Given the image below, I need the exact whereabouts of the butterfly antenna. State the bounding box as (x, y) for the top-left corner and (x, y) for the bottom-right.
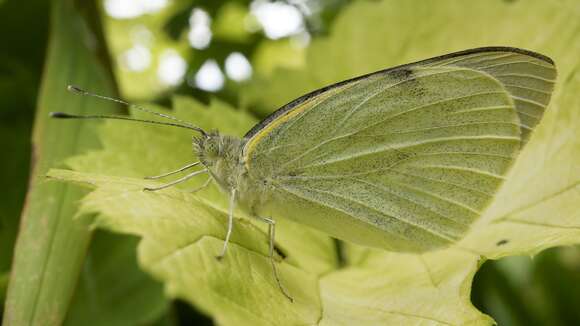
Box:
(50, 111), (210, 133)
(59, 85), (207, 136)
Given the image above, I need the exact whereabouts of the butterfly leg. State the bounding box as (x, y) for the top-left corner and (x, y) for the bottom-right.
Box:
(144, 162), (200, 179)
(256, 216), (293, 302)
(216, 188), (236, 260)
(144, 169), (207, 191)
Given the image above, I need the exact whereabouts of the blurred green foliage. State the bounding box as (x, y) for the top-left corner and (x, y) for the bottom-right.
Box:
(1, 0), (580, 325)
(0, 0), (48, 306)
(64, 232), (169, 326)
(473, 247), (580, 326)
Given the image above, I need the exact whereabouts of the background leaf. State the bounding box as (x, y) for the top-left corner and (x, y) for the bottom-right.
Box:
(64, 231), (169, 326)
(0, 0), (48, 308)
(243, 0), (579, 117)
(2, 0), (117, 323)
(2, 0), (167, 324)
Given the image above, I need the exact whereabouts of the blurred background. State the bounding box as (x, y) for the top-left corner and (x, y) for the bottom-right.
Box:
(1, 0), (579, 325)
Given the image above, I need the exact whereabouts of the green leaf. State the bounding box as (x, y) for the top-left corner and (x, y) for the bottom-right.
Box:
(243, 0), (580, 118)
(212, 2), (252, 43)
(48, 0), (580, 324)
(0, 272), (8, 303)
(0, 0), (48, 299)
(46, 169), (330, 325)
(250, 40), (306, 78)
(64, 231), (168, 326)
(473, 247), (580, 326)
(2, 0), (120, 324)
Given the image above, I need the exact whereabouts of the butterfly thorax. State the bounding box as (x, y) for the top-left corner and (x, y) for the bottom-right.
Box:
(194, 132), (272, 215)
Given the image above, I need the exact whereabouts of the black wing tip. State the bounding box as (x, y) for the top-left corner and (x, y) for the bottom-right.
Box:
(449, 46), (555, 65)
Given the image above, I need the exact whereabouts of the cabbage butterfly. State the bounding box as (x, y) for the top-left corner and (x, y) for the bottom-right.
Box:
(52, 47), (556, 301)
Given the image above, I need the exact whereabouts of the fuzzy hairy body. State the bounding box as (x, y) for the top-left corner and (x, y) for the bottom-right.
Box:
(194, 133), (269, 215)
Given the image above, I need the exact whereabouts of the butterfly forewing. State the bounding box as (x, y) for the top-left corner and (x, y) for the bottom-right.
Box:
(243, 48), (556, 252)
(423, 49), (556, 141)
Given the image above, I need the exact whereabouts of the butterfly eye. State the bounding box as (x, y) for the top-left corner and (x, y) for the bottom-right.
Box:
(205, 142), (220, 157)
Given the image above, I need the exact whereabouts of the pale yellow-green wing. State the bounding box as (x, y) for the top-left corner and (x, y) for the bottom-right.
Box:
(421, 49), (555, 141)
(243, 47), (556, 252)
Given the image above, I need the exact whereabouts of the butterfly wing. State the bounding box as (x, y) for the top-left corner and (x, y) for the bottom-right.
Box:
(243, 47), (556, 252)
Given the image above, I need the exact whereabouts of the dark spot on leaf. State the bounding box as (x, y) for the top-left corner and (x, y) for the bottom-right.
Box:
(334, 239), (347, 268)
(496, 239), (509, 246)
(274, 245), (287, 259)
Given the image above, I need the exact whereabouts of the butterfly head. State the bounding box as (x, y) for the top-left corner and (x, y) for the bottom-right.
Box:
(194, 132), (244, 189)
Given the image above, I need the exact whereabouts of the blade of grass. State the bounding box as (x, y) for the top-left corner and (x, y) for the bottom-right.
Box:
(2, 0), (119, 324)
(0, 0), (49, 311)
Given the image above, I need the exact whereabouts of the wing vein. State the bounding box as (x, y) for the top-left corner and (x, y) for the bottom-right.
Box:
(450, 105), (512, 114)
(368, 121), (519, 135)
(513, 95), (548, 108)
(352, 177), (479, 220)
(493, 73), (555, 83)
(430, 53), (516, 67)
(299, 135), (519, 170)
(503, 84), (552, 95)
(387, 169), (495, 197)
(476, 60), (554, 70)
(518, 110), (542, 119)
(416, 164), (505, 180)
